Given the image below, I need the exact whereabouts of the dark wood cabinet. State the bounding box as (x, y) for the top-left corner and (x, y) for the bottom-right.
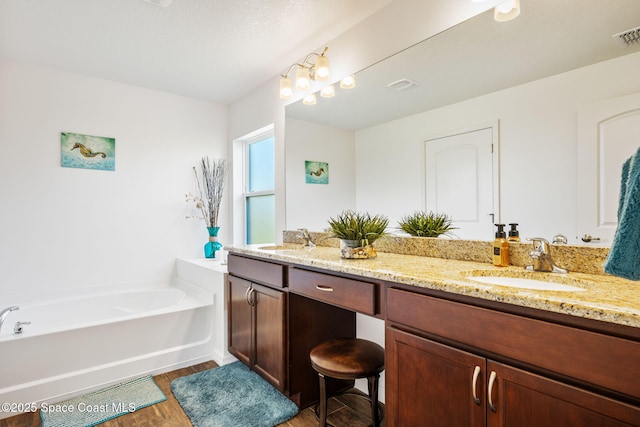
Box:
(227, 253), (356, 408)
(386, 287), (640, 427)
(289, 267), (378, 315)
(487, 360), (640, 427)
(228, 275), (286, 391)
(228, 275), (252, 366)
(386, 327), (485, 427)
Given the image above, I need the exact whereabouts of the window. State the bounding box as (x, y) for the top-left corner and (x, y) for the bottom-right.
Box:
(244, 131), (275, 244)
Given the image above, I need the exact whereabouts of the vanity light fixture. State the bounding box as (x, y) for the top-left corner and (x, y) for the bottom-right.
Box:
(493, 0), (520, 22)
(280, 47), (356, 103)
(280, 47), (330, 99)
(468, 0), (520, 22)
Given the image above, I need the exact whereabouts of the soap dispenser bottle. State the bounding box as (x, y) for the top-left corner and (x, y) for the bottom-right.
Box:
(493, 224), (510, 267)
(508, 223), (520, 242)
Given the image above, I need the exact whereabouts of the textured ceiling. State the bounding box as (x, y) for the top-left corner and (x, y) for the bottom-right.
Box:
(0, 0), (394, 104)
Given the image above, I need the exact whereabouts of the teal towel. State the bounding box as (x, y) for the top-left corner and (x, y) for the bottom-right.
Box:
(604, 146), (640, 280)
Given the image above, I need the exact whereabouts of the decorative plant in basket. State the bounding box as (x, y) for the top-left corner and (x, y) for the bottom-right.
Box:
(398, 210), (457, 238)
(328, 210), (389, 259)
(185, 157), (228, 258)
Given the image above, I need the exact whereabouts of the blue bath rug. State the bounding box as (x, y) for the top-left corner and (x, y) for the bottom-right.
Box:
(171, 361), (299, 427)
(40, 375), (166, 427)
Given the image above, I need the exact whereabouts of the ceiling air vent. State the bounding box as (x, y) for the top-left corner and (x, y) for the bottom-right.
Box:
(143, 0), (174, 7)
(612, 26), (640, 48)
(387, 79), (421, 91)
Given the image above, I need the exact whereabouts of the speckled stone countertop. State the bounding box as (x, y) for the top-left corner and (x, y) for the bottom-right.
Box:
(227, 244), (640, 329)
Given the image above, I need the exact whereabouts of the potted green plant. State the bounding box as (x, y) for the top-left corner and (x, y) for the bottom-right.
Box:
(328, 210), (389, 259)
(398, 210), (457, 238)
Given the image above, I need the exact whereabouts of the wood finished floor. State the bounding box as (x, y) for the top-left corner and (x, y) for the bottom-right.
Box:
(0, 361), (384, 427)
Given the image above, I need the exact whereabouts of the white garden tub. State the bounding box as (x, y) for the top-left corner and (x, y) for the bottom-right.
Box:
(0, 277), (215, 419)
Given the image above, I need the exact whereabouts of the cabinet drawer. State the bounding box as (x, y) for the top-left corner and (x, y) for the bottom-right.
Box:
(387, 287), (640, 401)
(228, 254), (285, 288)
(289, 268), (376, 315)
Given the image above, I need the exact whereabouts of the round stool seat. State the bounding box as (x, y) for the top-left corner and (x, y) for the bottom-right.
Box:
(310, 338), (385, 427)
(310, 338), (385, 380)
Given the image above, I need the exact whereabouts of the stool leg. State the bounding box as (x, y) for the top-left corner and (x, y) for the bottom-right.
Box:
(318, 373), (327, 427)
(368, 374), (381, 427)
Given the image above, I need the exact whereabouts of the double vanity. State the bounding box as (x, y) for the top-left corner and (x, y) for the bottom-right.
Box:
(226, 240), (640, 426)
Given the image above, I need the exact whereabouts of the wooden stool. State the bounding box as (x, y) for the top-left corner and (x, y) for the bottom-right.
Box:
(310, 337), (385, 427)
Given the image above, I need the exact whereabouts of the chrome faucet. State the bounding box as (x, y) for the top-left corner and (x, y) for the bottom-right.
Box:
(0, 306), (19, 334)
(525, 238), (568, 273)
(298, 228), (316, 248)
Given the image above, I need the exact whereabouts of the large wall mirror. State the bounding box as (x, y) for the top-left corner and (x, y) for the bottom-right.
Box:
(285, 0), (640, 245)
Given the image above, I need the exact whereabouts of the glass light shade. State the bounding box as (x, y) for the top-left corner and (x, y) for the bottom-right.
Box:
(303, 93), (317, 105)
(296, 67), (311, 91)
(494, 0), (520, 22)
(340, 74), (356, 89)
(314, 55), (330, 81)
(279, 76), (293, 99)
(320, 85), (335, 98)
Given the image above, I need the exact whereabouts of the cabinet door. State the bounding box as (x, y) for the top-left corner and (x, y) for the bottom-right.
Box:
(487, 361), (640, 427)
(253, 283), (286, 392)
(228, 275), (252, 366)
(386, 327), (486, 427)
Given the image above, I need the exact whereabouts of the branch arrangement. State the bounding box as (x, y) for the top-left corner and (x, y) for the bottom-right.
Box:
(186, 157), (228, 228)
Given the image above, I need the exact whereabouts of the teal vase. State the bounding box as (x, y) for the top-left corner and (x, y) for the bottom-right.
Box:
(204, 226), (222, 258)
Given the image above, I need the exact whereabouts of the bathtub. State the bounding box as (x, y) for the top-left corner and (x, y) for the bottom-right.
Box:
(0, 270), (226, 419)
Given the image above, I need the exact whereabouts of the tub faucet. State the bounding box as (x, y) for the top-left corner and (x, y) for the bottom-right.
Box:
(298, 228), (316, 248)
(0, 306), (19, 334)
(525, 238), (568, 273)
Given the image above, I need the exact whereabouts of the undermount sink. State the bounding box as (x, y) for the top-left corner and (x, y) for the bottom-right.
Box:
(465, 273), (588, 292)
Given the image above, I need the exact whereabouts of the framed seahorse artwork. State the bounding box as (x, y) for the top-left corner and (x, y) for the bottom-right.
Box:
(61, 132), (116, 171)
(305, 160), (329, 184)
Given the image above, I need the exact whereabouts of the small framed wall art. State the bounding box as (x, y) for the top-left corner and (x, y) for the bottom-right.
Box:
(305, 160), (329, 184)
(61, 132), (116, 171)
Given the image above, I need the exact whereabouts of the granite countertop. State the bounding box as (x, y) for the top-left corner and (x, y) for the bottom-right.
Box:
(227, 244), (640, 328)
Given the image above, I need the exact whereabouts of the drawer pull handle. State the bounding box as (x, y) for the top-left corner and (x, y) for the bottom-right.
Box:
(315, 285), (334, 292)
(472, 365), (481, 405)
(488, 371), (497, 412)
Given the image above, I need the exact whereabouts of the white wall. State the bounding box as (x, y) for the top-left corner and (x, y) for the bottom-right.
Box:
(0, 60), (228, 298)
(355, 52), (640, 243)
(285, 118), (356, 231)
(228, 0), (498, 243)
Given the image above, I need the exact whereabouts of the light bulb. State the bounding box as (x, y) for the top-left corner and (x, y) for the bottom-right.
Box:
(279, 76), (293, 99)
(303, 93), (317, 105)
(315, 55), (330, 81)
(296, 67), (311, 91)
(320, 85), (335, 98)
(340, 75), (356, 89)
